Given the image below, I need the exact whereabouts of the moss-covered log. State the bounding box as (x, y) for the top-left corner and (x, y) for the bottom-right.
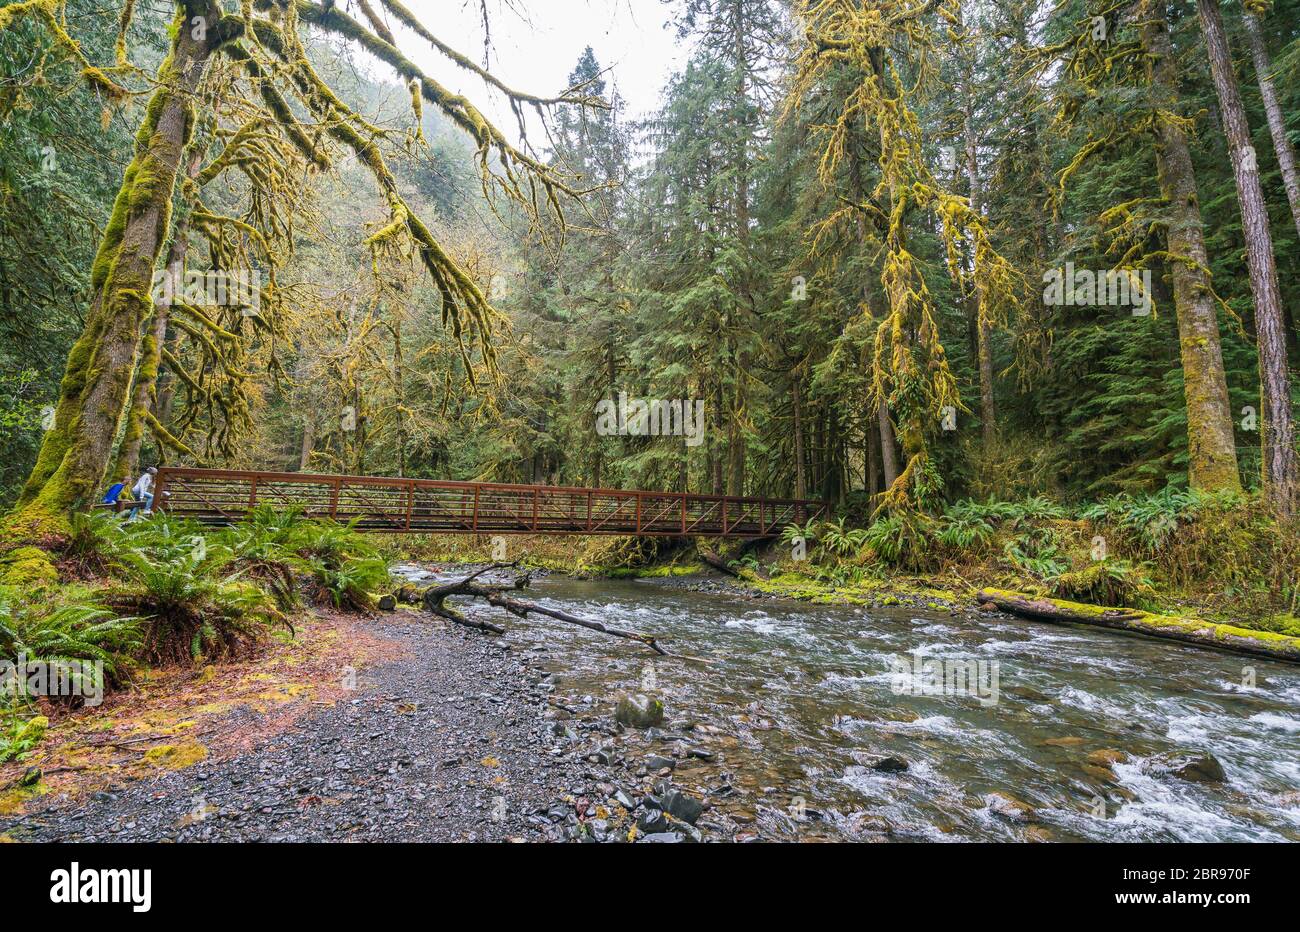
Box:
(976, 588), (1300, 664)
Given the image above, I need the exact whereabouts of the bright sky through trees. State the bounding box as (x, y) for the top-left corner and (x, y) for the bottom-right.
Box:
(399, 0), (691, 143)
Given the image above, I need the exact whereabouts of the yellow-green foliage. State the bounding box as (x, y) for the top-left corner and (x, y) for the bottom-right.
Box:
(0, 714), (49, 763)
(0, 547), (59, 590)
(1050, 560), (1153, 609)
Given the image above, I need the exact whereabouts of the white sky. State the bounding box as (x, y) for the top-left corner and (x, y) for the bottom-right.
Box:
(379, 0), (691, 143)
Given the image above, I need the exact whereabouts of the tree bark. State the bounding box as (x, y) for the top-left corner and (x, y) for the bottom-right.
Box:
(1242, 12), (1300, 243)
(878, 403), (900, 489)
(792, 374), (806, 499)
(1197, 0), (1297, 512)
(298, 412), (315, 471)
(1141, 10), (1242, 493)
(13, 2), (220, 522)
(958, 0), (995, 446)
(113, 146), (206, 481)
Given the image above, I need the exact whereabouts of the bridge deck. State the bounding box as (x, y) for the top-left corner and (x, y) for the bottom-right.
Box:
(154, 467), (829, 537)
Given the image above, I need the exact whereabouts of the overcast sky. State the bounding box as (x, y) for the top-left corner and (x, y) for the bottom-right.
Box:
(383, 0), (691, 143)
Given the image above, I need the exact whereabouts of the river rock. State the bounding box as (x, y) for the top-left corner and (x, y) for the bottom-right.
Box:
(638, 831), (688, 843)
(1140, 750), (1226, 784)
(1086, 748), (1127, 768)
(615, 694), (665, 729)
(1043, 736), (1086, 748)
(637, 808), (670, 833)
(648, 787), (703, 825)
(868, 756), (909, 773)
(985, 792), (1038, 823)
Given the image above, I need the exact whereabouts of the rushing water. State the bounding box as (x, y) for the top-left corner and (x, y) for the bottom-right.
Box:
(397, 565), (1300, 842)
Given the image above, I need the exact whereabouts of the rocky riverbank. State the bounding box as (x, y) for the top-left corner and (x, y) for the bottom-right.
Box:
(0, 604), (722, 843)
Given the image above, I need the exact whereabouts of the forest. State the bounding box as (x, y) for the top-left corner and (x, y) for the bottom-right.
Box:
(0, 0), (1299, 849)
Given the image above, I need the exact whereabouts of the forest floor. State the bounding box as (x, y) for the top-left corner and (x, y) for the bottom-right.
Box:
(0, 604), (724, 843)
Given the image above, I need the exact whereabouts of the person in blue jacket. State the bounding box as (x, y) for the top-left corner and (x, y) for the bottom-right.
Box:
(102, 482), (126, 507)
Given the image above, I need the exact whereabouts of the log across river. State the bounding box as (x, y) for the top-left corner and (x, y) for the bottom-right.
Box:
(395, 564), (1300, 842)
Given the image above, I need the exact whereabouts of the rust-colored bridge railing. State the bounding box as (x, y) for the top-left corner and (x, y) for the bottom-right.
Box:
(153, 467), (830, 537)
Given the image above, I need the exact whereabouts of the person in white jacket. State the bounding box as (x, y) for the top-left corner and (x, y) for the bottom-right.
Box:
(126, 466), (158, 521)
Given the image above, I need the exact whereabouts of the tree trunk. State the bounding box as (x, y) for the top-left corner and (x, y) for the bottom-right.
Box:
(866, 412), (881, 500)
(1197, 0), (1297, 512)
(1142, 11), (1242, 493)
(710, 381), (724, 495)
(878, 404), (900, 489)
(1242, 12), (1300, 243)
(298, 413), (315, 471)
(112, 145), (206, 481)
(959, 0), (995, 446)
(393, 313), (406, 477)
(12, 3), (219, 522)
(792, 374), (806, 499)
(977, 588), (1300, 663)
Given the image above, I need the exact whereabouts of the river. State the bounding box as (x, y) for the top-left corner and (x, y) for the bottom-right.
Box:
(397, 565), (1300, 842)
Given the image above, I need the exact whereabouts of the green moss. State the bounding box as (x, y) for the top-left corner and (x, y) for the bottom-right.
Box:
(607, 563), (704, 579)
(142, 739), (208, 770)
(0, 546), (60, 589)
(0, 782), (49, 817)
(980, 587), (1300, 659)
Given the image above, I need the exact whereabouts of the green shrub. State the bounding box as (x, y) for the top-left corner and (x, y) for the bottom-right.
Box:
(109, 545), (284, 665)
(863, 514), (934, 571)
(818, 517), (869, 560)
(1001, 527), (1067, 580)
(0, 594), (141, 687)
(1050, 559), (1153, 607)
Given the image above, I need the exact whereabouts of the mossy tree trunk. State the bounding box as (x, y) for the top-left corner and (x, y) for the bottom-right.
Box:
(113, 146), (205, 483)
(10, 1), (221, 529)
(1142, 10), (1242, 494)
(1197, 0), (1297, 512)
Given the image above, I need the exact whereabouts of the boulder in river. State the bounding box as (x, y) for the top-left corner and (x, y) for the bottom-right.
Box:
(1086, 749), (1127, 768)
(615, 694), (665, 729)
(985, 792), (1038, 823)
(868, 756), (909, 774)
(1140, 750), (1226, 784)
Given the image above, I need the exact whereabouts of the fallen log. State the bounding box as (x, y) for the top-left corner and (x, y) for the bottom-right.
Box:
(405, 564), (667, 655)
(976, 587), (1300, 664)
(699, 549), (740, 577)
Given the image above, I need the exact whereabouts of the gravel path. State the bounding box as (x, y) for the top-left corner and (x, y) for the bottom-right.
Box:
(1, 611), (715, 843)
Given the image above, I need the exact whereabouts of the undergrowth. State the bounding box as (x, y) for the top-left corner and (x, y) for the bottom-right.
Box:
(769, 490), (1297, 625)
(0, 506), (392, 755)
